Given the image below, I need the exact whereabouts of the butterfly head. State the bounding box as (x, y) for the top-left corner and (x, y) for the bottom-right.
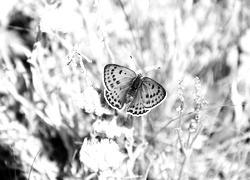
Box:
(131, 74), (143, 89)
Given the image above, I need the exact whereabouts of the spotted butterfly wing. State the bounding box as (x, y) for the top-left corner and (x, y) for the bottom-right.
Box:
(141, 77), (166, 108)
(127, 85), (150, 116)
(103, 64), (136, 110)
(127, 77), (166, 116)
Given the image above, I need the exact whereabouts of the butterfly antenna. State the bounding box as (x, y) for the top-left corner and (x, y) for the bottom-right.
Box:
(143, 65), (161, 75)
(130, 55), (142, 73)
(130, 55), (161, 74)
(130, 55), (139, 68)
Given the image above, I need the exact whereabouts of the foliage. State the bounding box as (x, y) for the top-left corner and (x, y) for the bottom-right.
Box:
(0, 0), (250, 179)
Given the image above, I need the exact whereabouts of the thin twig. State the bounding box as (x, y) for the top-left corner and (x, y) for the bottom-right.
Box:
(94, 0), (115, 62)
(28, 148), (42, 180)
(144, 155), (157, 180)
(99, 28), (115, 63)
(176, 127), (185, 155)
(186, 132), (191, 149)
(176, 108), (187, 180)
(178, 126), (204, 180)
(117, 0), (138, 50)
(178, 155), (187, 180)
(189, 125), (203, 148)
(176, 101), (185, 155)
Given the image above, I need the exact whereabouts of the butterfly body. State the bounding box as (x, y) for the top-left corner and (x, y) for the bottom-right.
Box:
(103, 64), (166, 116)
(125, 74), (143, 102)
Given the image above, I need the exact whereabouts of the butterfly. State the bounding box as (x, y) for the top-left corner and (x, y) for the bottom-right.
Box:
(103, 64), (167, 116)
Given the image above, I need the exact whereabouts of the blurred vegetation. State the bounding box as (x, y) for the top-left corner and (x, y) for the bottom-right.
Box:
(0, 0), (250, 179)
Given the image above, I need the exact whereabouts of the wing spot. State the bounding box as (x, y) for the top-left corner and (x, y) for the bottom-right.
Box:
(152, 84), (155, 89)
(146, 94), (149, 98)
(115, 104), (119, 108)
(151, 100), (154, 103)
(111, 83), (114, 88)
(116, 81), (120, 84)
(150, 95), (153, 98)
(119, 70), (122, 74)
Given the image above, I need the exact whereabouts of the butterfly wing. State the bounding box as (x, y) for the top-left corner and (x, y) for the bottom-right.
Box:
(105, 85), (138, 110)
(103, 64), (136, 91)
(127, 86), (150, 116)
(127, 77), (166, 116)
(103, 64), (136, 110)
(141, 77), (167, 108)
